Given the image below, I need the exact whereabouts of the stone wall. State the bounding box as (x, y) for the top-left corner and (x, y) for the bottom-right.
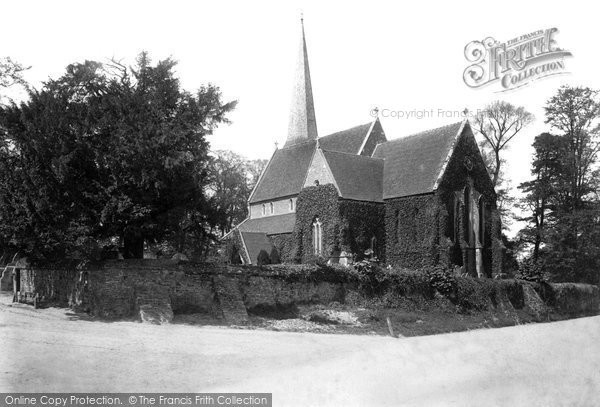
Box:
(13, 260), (600, 325)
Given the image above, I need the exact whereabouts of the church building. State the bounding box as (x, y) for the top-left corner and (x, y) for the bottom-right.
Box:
(225, 19), (502, 278)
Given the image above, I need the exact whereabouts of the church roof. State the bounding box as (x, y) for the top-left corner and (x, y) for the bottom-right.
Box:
(249, 141), (316, 204)
(237, 213), (297, 235)
(239, 232), (273, 264)
(321, 150), (384, 202)
(319, 122), (372, 154)
(373, 121), (465, 199)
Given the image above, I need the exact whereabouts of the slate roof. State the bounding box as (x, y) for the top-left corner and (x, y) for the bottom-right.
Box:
(249, 140), (316, 204)
(239, 232), (273, 265)
(318, 122), (372, 154)
(373, 121), (464, 199)
(321, 150), (384, 202)
(237, 213), (297, 235)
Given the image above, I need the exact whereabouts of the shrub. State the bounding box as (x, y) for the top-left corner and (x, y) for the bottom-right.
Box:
(256, 250), (271, 266)
(269, 247), (281, 264)
(516, 258), (545, 282)
(455, 277), (494, 311)
(351, 258), (387, 295)
(425, 265), (457, 296)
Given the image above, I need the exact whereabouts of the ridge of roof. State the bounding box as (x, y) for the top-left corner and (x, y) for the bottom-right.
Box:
(377, 121), (463, 148)
(320, 147), (384, 161)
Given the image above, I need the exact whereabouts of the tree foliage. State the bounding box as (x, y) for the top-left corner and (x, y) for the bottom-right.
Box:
(518, 86), (600, 283)
(0, 57), (28, 90)
(474, 101), (534, 187)
(208, 150), (266, 237)
(0, 53), (236, 260)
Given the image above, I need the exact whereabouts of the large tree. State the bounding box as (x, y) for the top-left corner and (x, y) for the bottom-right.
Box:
(474, 101), (534, 187)
(517, 133), (568, 260)
(0, 53), (236, 260)
(518, 86), (600, 283)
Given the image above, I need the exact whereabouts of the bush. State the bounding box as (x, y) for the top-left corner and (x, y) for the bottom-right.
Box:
(516, 258), (545, 282)
(351, 258), (386, 294)
(425, 265), (457, 296)
(256, 250), (271, 266)
(269, 247), (281, 264)
(455, 277), (495, 311)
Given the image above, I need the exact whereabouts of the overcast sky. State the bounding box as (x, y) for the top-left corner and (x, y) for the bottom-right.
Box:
(2, 0), (598, 236)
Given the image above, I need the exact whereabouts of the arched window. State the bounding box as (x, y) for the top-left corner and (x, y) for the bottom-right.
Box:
(312, 218), (322, 255)
(262, 204), (266, 216)
(289, 199), (294, 211)
(270, 202), (274, 214)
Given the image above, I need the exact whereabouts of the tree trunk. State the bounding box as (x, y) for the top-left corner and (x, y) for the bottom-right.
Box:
(492, 149), (501, 187)
(123, 229), (144, 259)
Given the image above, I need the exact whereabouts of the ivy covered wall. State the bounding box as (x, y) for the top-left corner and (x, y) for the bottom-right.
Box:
(270, 233), (294, 263)
(291, 184), (385, 263)
(435, 125), (501, 277)
(292, 184), (341, 263)
(339, 200), (385, 260)
(384, 194), (440, 268)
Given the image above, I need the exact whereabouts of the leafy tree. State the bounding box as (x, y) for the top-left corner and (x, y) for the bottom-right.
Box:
(473, 101), (533, 228)
(518, 86), (600, 283)
(474, 101), (534, 187)
(0, 57), (28, 90)
(0, 53), (236, 260)
(208, 151), (267, 237)
(517, 133), (568, 260)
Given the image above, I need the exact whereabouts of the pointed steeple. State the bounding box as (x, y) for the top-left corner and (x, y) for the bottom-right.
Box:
(285, 16), (318, 147)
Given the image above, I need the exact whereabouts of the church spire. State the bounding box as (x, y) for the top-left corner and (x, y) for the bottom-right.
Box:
(285, 15), (318, 147)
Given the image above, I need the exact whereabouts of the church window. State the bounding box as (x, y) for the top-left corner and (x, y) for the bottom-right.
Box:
(312, 218), (322, 255)
(262, 204), (266, 216)
(270, 202), (274, 214)
(289, 199), (294, 211)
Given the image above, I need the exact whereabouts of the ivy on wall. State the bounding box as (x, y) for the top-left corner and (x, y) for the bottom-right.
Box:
(435, 127), (501, 277)
(384, 194), (439, 269)
(269, 233), (294, 263)
(339, 200), (385, 259)
(292, 184), (340, 263)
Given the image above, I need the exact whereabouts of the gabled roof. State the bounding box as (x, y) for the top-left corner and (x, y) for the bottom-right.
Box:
(321, 150), (384, 202)
(239, 232), (273, 265)
(237, 213), (297, 235)
(249, 140), (316, 204)
(318, 122), (373, 154)
(373, 121), (465, 199)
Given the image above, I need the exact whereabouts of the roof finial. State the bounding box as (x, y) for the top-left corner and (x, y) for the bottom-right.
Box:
(274, 141), (279, 150)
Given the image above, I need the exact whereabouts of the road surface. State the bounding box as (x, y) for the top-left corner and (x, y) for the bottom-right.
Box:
(0, 293), (598, 406)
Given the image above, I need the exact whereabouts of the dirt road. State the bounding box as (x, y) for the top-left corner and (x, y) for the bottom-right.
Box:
(1, 293), (598, 406)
